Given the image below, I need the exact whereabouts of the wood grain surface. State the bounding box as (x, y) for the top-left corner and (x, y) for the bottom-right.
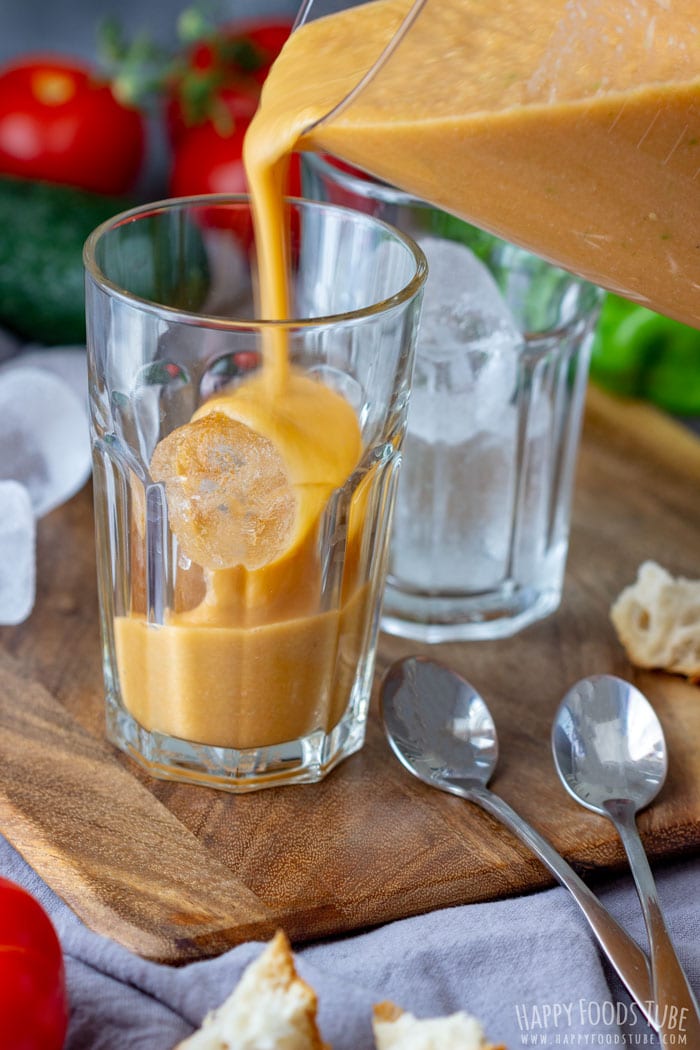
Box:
(1, 385), (699, 963)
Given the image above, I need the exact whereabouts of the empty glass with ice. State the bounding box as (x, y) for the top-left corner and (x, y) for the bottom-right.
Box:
(303, 155), (603, 640)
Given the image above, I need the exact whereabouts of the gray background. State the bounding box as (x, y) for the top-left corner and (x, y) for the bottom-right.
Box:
(0, 1), (299, 64)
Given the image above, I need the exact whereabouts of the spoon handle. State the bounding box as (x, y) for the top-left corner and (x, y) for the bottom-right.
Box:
(605, 799), (700, 1048)
(463, 784), (654, 1027)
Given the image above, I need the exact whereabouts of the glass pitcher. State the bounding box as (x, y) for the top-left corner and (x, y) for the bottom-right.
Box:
(282, 0), (700, 327)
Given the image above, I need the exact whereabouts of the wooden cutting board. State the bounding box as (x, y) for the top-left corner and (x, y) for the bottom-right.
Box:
(1, 385), (699, 964)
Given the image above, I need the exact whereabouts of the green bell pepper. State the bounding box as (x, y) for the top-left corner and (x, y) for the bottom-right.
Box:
(590, 294), (700, 414)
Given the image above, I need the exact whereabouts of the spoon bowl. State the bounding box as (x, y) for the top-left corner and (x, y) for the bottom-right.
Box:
(381, 656), (497, 791)
(552, 673), (667, 815)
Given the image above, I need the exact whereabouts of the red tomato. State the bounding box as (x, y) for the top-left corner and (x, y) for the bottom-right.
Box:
(166, 19), (293, 143)
(225, 20), (294, 85)
(0, 56), (144, 194)
(165, 84), (257, 149)
(169, 118), (252, 242)
(0, 877), (69, 1049)
(169, 117), (300, 249)
(168, 19), (298, 242)
(169, 116), (301, 200)
(169, 118), (249, 198)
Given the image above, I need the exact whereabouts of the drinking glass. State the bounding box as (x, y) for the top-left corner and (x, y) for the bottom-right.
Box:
(84, 196), (426, 791)
(303, 154), (603, 641)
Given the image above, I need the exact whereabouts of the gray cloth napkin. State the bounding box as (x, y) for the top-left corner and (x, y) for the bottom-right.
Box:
(1, 833), (698, 1049)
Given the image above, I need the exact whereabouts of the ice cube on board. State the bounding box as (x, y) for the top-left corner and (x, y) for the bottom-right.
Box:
(0, 480), (35, 625)
(0, 366), (91, 517)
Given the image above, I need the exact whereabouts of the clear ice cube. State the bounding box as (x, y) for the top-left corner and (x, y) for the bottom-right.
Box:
(0, 480), (35, 625)
(150, 411), (295, 571)
(410, 236), (523, 444)
(7, 346), (88, 406)
(0, 366), (92, 517)
(416, 235), (521, 349)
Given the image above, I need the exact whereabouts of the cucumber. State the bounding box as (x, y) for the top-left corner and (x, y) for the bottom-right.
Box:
(0, 176), (129, 344)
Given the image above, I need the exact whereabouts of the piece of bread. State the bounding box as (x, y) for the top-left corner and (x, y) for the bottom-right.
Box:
(175, 930), (329, 1050)
(372, 1001), (504, 1050)
(610, 561), (700, 680)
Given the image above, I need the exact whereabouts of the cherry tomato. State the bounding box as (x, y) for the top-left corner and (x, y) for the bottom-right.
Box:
(165, 81), (259, 148)
(166, 19), (293, 143)
(0, 56), (144, 194)
(0, 877), (69, 1049)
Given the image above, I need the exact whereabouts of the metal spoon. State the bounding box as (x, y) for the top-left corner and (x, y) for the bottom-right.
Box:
(552, 674), (700, 1047)
(380, 656), (654, 1028)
